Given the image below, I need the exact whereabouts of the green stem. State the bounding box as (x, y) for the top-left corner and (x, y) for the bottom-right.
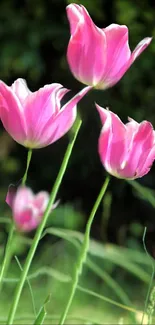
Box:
(22, 149), (32, 185)
(7, 119), (82, 325)
(0, 149), (33, 294)
(59, 175), (110, 325)
(0, 223), (14, 293)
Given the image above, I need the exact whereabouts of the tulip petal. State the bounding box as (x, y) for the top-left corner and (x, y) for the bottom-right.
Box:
(67, 4), (107, 86)
(139, 146), (155, 177)
(36, 86), (91, 147)
(33, 192), (49, 213)
(96, 103), (110, 125)
(55, 88), (70, 114)
(15, 207), (39, 232)
(67, 4), (84, 35)
(107, 37), (152, 88)
(13, 187), (34, 217)
(97, 105), (126, 175)
(24, 83), (63, 145)
(0, 81), (28, 143)
(120, 121), (154, 178)
(11, 78), (31, 104)
(103, 24), (131, 82)
(131, 37), (152, 63)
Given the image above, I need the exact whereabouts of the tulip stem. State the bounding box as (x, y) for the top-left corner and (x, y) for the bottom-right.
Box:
(59, 175), (110, 325)
(22, 148), (33, 186)
(0, 222), (14, 294)
(7, 119), (82, 325)
(0, 149), (33, 295)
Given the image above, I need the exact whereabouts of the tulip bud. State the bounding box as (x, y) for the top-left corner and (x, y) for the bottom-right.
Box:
(96, 104), (155, 179)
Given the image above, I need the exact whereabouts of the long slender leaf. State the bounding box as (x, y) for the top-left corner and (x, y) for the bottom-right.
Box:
(15, 256), (37, 317)
(33, 294), (51, 325)
(42, 228), (151, 283)
(128, 180), (155, 208)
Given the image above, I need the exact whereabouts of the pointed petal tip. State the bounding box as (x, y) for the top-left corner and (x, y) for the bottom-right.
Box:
(131, 36), (153, 62)
(11, 78), (28, 89)
(66, 3), (84, 34)
(95, 103), (108, 112)
(96, 104), (110, 124)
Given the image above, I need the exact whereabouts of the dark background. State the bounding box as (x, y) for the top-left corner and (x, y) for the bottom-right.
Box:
(0, 0), (155, 251)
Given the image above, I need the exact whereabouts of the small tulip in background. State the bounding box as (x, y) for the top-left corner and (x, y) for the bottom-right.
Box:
(0, 78), (90, 149)
(6, 186), (56, 232)
(96, 104), (155, 179)
(66, 4), (152, 89)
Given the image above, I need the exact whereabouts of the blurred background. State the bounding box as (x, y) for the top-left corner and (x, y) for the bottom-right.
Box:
(0, 0), (155, 323)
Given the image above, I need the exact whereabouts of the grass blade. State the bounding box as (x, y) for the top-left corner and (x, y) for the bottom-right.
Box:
(33, 294), (51, 325)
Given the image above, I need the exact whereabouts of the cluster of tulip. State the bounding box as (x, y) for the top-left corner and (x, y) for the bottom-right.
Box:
(0, 3), (153, 231)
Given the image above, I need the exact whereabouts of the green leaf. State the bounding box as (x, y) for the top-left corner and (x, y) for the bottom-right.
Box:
(33, 294), (51, 325)
(42, 227), (151, 283)
(128, 180), (155, 208)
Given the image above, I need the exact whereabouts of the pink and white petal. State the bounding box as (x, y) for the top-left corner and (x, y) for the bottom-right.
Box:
(0, 81), (28, 143)
(67, 7), (107, 86)
(33, 191), (49, 214)
(96, 104), (110, 125)
(96, 105), (126, 142)
(98, 118), (113, 172)
(51, 86), (92, 143)
(97, 105), (112, 171)
(126, 117), (139, 127)
(0, 81), (23, 113)
(0, 105), (27, 144)
(107, 112), (127, 171)
(62, 85), (91, 112)
(98, 107), (126, 174)
(126, 118), (139, 134)
(15, 206), (39, 232)
(11, 79), (31, 104)
(66, 4), (84, 35)
(37, 104), (77, 147)
(131, 37), (152, 63)
(55, 88), (70, 114)
(102, 59), (131, 88)
(24, 83), (63, 141)
(102, 24), (131, 81)
(52, 200), (60, 210)
(120, 121), (154, 178)
(138, 146), (155, 177)
(13, 186), (34, 217)
(124, 118), (139, 152)
(81, 5), (107, 85)
(104, 37), (152, 88)
(25, 85), (91, 148)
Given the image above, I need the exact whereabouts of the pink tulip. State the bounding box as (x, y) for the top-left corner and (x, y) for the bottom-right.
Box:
(6, 185), (56, 232)
(66, 4), (152, 89)
(0, 78), (91, 148)
(96, 104), (155, 179)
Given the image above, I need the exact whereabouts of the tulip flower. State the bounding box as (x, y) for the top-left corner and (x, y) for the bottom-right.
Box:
(66, 4), (152, 89)
(6, 185), (57, 232)
(96, 104), (155, 179)
(0, 78), (91, 148)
